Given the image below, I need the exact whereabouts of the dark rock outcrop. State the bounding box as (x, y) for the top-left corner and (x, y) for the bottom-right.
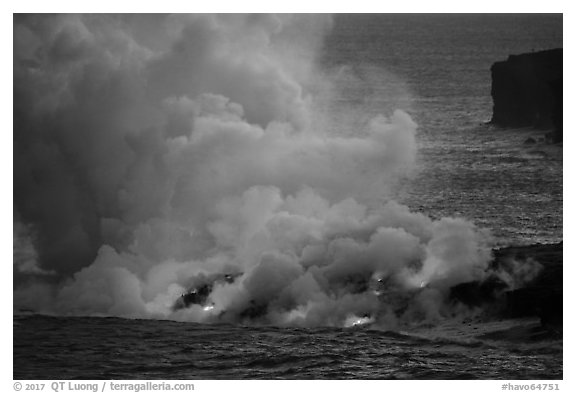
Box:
(450, 242), (562, 330)
(497, 243), (563, 330)
(490, 49), (563, 142)
(172, 273), (241, 311)
(450, 276), (508, 308)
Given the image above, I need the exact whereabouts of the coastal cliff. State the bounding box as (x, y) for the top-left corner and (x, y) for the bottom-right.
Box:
(450, 242), (562, 331)
(490, 48), (563, 142)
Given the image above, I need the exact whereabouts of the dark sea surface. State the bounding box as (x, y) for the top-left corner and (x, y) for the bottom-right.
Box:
(322, 13), (563, 246)
(14, 14), (563, 380)
(13, 314), (562, 379)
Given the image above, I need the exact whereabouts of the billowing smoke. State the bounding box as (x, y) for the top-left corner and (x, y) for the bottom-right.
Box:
(14, 14), (493, 327)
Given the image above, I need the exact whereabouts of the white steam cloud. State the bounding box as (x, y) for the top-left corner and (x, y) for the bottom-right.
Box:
(14, 14), (493, 327)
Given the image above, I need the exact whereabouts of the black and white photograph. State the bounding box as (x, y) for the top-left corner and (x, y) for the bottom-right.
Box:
(12, 9), (564, 383)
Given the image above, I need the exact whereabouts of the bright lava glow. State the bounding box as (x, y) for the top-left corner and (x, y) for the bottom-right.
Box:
(344, 314), (375, 328)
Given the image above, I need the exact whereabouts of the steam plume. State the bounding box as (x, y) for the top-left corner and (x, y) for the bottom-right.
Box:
(14, 14), (493, 327)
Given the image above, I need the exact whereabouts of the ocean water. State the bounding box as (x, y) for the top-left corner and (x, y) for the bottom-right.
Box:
(14, 14), (563, 380)
(322, 14), (563, 246)
(13, 314), (562, 380)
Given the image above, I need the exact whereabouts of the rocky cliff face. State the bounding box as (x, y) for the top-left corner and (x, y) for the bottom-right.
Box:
(490, 48), (563, 142)
(450, 242), (562, 331)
